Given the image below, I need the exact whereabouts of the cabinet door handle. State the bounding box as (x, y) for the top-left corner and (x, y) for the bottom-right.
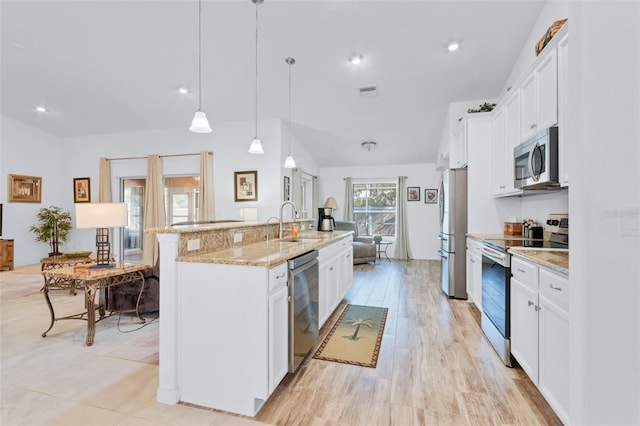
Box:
(276, 273), (286, 279)
(549, 283), (562, 291)
(528, 300), (534, 307)
(535, 305), (541, 312)
(530, 123), (537, 129)
(329, 267), (334, 271)
(517, 268), (526, 273)
(347, 254), (351, 258)
(470, 258), (475, 264)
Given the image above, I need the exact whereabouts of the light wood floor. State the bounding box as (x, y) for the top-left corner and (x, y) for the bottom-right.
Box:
(0, 260), (561, 425)
(254, 259), (562, 425)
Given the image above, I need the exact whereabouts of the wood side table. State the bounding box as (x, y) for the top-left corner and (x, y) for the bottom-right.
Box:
(41, 263), (150, 346)
(40, 255), (94, 294)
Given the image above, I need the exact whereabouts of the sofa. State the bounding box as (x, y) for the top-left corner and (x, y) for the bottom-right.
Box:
(334, 221), (377, 264)
(106, 261), (159, 313)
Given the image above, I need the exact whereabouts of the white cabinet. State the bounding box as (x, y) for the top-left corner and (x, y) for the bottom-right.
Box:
(557, 33), (569, 186)
(509, 256), (570, 425)
(465, 238), (483, 309)
(491, 93), (523, 197)
(491, 106), (507, 194)
(520, 47), (558, 142)
(268, 263), (289, 394)
(319, 236), (354, 328)
(450, 119), (468, 168)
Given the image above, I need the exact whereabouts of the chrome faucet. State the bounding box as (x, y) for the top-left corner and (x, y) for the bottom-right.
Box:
(265, 216), (280, 242)
(279, 201), (297, 239)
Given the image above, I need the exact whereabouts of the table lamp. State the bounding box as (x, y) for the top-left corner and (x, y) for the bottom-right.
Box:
(75, 203), (128, 268)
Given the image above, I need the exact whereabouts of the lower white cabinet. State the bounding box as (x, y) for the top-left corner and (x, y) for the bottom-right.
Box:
(319, 236), (353, 328)
(466, 238), (483, 310)
(178, 261), (289, 416)
(510, 256), (570, 425)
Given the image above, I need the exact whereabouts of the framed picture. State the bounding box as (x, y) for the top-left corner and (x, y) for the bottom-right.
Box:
(73, 177), (91, 203)
(407, 186), (420, 202)
(283, 176), (291, 201)
(234, 170), (258, 202)
(424, 188), (438, 204)
(8, 174), (42, 203)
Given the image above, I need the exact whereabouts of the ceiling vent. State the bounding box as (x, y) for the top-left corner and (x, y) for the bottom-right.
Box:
(359, 85), (377, 96)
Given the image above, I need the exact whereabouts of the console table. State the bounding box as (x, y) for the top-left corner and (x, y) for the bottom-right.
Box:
(41, 263), (149, 346)
(40, 255), (94, 294)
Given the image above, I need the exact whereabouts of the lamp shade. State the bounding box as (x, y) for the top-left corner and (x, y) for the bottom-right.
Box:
(248, 138), (264, 154)
(324, 197), (338, 210)
(283, 155), (296, 169)
(189, 111), (212, 133)
(75, 203), (128, 229)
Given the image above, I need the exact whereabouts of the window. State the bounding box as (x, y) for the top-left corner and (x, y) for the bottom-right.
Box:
(121, 175), (200, 262)
(352, 182), (397, 237)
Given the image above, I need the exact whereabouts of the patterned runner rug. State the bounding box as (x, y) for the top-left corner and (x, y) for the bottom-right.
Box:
(313, 304), (388, 368)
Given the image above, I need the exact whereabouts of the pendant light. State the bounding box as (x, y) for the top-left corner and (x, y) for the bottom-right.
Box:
(189, 0), (212, 133)
(283, 57), (296, 168)
(248, 0), (264, 154)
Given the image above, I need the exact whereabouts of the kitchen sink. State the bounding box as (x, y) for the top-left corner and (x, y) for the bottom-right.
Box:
(282, 238), (321, 244)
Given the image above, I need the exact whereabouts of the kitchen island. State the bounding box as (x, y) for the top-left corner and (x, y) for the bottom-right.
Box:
(149, 221), (353, 416)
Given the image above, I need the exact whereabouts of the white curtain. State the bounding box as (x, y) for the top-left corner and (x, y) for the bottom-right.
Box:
(198, 151), (215, 221)
(98, 157), (111, 202)
(343, 177), (353, 221)
(142, 155), (166, 266)
(395, 176), (412, 260)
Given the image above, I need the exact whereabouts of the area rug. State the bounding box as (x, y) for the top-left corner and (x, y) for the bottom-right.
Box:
(314, 304), (388, 368)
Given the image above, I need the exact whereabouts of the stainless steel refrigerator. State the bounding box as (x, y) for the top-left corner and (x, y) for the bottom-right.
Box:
(437, 168), (468, 299)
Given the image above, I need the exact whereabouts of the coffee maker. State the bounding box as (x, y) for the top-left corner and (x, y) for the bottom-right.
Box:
(317, 207), (335, 232)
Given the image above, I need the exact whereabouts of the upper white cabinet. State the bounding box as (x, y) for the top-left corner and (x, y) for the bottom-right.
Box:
(557, 32), (569, 186)
(520, 47), (558, 142)
(492, 89), (523, 196)
(450, 118), (468, 168)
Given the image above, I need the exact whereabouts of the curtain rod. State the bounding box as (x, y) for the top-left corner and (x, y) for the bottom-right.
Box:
(344, 176), (408, 180)
(106, 151), (213, 161)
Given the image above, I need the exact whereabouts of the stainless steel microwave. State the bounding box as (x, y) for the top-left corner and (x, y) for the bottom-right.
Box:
(514, 127), (559, 189)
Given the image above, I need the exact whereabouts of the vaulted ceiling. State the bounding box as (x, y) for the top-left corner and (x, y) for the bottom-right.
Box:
(1, 0), (545, 167)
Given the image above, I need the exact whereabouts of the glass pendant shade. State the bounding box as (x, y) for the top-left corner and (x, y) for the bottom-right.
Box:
(248, 137), (264, 154)
(284, 155), (296, 169)
(190, 111), (212, 133)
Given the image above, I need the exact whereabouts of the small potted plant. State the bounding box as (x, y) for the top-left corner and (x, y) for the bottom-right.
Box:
(29, 206), (72, 256)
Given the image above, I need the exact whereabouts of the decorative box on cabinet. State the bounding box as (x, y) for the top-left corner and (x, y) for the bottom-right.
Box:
(0, 239), (14, 271)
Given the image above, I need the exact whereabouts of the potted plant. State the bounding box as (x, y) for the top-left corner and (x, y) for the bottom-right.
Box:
(29, 206), (72, 256)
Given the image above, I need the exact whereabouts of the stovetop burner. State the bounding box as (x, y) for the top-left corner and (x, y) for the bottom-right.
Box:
(483, 232), (568, 252)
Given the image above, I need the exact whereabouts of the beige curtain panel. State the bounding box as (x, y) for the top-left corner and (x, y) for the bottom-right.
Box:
(198, 151), (215, 221)
(142, 155), (166, 266)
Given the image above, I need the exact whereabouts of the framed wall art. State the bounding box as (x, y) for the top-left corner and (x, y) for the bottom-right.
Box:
(8, 174), (42, 203)
(407, 186), (420, 202)
(283, 176), (290, 201)
(424, 188), (438, 204)
(73, 177), (91, 203)
(234, 170), (258, 202)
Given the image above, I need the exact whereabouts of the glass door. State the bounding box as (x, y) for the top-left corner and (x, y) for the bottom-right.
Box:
(122, 179), (145, 263)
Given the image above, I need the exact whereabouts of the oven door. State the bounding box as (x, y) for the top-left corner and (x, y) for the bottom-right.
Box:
(480, 244), (513, 366)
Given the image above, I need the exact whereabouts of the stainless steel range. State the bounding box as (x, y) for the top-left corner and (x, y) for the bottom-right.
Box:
(480, 214), (568, 366)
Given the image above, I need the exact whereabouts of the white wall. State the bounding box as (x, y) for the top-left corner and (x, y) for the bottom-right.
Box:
(0, 115), (66, 265)
(2, 115), (319, 266)
(319, 163), (440, 260)
(568, 2), (640, 424)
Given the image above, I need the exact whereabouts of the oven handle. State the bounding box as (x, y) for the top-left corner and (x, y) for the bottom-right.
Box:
(482, 245), (509, 265)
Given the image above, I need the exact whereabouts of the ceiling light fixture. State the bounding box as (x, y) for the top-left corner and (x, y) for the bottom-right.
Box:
(178, 87), (188, 94)
(189, 0), (212, 133)
(283, 57), (297, 169)
(248, 0), (264, 154)
(349, 54), (363, 65)
(35, 106), (47, 113)
(447, 41), (460, 52)
(362, 141), (377, 152)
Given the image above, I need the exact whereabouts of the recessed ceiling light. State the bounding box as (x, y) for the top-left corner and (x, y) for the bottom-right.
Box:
(349, 54), (363, 65)
(178, 87), (188, 94)
(35, 106), (47, 113)
(447, 42), (460, 52)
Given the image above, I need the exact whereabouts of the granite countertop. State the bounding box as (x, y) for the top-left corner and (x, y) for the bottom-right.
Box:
(177, 230), (353, 267)
(509, 248), (569, 277)
(148, 219), (314, 235)
(466, 233), (505, 240)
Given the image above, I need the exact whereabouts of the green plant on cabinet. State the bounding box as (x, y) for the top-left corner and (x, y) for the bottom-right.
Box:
(29, 206), (72, 256)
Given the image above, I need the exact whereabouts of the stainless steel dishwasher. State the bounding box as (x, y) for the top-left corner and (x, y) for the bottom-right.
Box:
(288, 250), (319, 372)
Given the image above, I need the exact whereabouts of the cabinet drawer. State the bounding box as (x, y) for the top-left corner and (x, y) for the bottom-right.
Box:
(511, 257), (538, 289)
(269, 263), (288, 292)
(339, 235), (353, 248)
(539, 268), (569, 310)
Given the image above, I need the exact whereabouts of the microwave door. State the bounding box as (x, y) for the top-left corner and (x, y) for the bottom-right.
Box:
(529, 142), (545, 182)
